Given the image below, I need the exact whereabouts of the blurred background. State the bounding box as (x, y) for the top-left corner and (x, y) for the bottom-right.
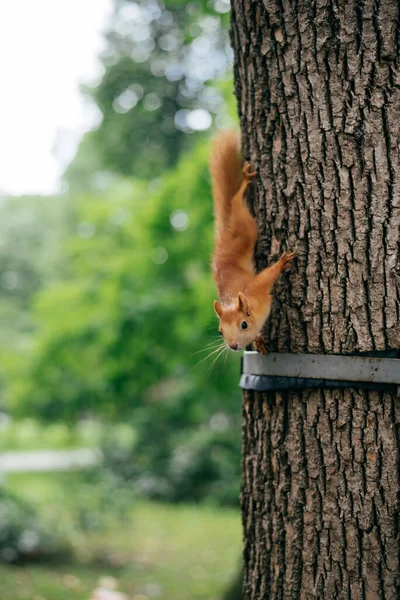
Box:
(0, 1), (243, 599)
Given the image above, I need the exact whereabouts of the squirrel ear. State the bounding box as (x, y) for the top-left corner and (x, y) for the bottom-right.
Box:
(214, 300), (223, 318)
(238, 292), (251, 316)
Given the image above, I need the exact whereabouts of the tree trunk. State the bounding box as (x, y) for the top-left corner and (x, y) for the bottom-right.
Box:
(230, 1), (400, 598)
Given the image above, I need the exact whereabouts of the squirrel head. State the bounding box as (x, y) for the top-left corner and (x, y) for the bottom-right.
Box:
(214, 293), (259, 351)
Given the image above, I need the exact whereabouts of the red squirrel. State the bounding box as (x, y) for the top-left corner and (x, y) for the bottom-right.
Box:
(210, 130), (295, 354)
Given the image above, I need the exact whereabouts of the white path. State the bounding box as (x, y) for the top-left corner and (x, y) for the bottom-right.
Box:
(0, 448), (102, 472)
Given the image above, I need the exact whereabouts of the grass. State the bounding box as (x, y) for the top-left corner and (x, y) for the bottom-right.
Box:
(0, 472), (241, 600)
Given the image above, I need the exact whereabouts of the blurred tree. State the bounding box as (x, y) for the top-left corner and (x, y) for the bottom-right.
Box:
(6, 143), (241, 490)
(65, 0), (232, 189)
(1, 0), (245, 508)
(4, 141), (242, 503)
(0, 196), (66, 351)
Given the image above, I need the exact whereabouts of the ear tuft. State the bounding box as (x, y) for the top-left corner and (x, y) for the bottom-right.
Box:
(213, 300), (223, 318)
(238, 292), (251, 316)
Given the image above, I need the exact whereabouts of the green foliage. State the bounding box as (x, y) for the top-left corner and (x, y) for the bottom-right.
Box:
(63, 471), (134, 533)
(65, 0), (232, 188)
(0, 488), (67, 564)
(6, 141), (240, 423)
(100, 419), (241, 505)
(0, 195), (66, 351)
(2, 136), (242, 507)
(0, 0), (243, 516)
(164, 426), (241, 505)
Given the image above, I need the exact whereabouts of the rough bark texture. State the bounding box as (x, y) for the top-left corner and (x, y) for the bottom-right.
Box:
(230, 1), (400, 598)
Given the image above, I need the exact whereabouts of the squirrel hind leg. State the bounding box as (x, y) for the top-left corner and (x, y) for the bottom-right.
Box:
(242, 162), (256, 181)
(232, 162), (256, 208)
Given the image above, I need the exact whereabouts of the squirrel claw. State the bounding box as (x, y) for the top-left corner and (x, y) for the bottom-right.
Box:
(242, 162), (256, 180)
(253, 335), (268, 355)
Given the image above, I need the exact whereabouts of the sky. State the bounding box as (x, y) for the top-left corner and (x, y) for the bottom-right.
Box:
(0, 0), (112, 196)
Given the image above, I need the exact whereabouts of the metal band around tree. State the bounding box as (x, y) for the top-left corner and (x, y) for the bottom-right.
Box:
(240, 351), (400, 392)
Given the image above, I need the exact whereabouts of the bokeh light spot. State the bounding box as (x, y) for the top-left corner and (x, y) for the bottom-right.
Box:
(1, 271), (18, 290)
(78, 222), (95, 239)
(186, 109), (212, 131)
(151, 247), (168, 264)
(170, 210), (189, 232)
(144, 93), (162, 111)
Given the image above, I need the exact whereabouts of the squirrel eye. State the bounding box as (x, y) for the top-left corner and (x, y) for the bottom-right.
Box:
(219, 330), (223, 336)
(241, 321), (248, 330)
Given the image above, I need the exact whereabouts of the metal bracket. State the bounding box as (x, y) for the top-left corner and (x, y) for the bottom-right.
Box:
(240, 351), (400, 392)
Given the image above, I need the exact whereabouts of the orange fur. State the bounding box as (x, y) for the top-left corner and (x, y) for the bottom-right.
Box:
(209, 129), (242, 234)
(210, 131), (295, 352)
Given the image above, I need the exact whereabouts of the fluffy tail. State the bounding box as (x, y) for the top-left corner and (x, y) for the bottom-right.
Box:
(209, 130), (242, 231)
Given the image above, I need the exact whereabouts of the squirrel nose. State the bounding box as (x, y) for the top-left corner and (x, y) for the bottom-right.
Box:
(230, 343), (239, 351)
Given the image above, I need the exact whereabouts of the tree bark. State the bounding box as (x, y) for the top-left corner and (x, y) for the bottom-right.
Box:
(230, 1), (400, 598)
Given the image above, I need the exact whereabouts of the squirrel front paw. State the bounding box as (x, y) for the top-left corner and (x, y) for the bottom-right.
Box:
(279, 251), (296, 271)
(253, 334), (268, 355)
